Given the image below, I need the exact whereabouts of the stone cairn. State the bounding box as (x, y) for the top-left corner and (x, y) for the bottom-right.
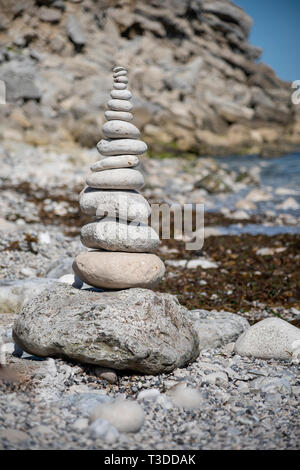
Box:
(73, 66), (165, 289)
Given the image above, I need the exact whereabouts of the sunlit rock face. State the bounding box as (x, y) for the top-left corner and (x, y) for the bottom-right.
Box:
(0, 0), (299, 156)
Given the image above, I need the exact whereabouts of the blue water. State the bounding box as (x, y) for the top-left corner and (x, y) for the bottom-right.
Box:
(213, 152), (300, 235)
(218, 153), (300, 193)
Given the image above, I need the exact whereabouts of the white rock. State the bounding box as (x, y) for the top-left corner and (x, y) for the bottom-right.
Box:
(90, 418), (119, 443)
(112, 66), (127, 73)
(165, 260), (186, 268)
(167, 383), (203, 409)
(110, 89), (132, 100)
(137, 389), (161, 402)
(72, 418), (89, 431)
(1, 342), (15, 355)
(20, 267), (36, 277)
(86, 168), (144, 190)
(79, 187), (150, 222)
(186, 309), (249, 350)
(165, 258), (218, 269)
(205, 371), (228, 385)
(105, 110), (133, 121)
(235, 199), (256, 210)
(234, 318), (300, 360)
(245, 189), (272, 202)
(114, 76), (128, 84)
(102, 120), (140, 139)
(276, 197), (300, 210)
(251, 377), (291, 395)
(80, 218), (160, 252)
(108, 99), (133, 112)
(256, 247), (286, 256)
(275, 187), (299, 196)
(0, 218), (16, 232)
(230, 210), (250, 220)
(113, 70), (128, 78)
(91, 155), (139, 171)
(97, 139), (147, 156)
(38, 232), (51, 244)
(90, 399), (145, 433)
(113, 82), (127, 90)
(58, 274), (83, 289)
(186, 258), (218, 269)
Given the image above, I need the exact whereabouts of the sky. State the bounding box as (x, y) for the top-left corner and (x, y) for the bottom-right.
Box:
(235, 0), (299, 82)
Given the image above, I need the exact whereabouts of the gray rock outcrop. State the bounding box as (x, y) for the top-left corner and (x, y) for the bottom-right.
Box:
(0, 0), (298, 156)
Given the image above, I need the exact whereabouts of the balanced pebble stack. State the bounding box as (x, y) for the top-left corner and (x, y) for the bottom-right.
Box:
(73, 66), (165, 289)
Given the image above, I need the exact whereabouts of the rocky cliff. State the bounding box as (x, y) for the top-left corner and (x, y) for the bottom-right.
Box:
(0, 0), (299, 156)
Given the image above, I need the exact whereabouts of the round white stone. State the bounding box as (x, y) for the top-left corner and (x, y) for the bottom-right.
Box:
(114, 76), (128, 84)
(113, 82), (127, 90)
(108, 99), (133, 112)
(90, 399), (144, 433)
(81, 218), (159, 252)
(113, 70), (127, 78)
(113, 66), (127, 73)
(110, 89), (132, 100)
(91, 155), (139, 171)
(79, 187), (150, 222)
(102, 120), (140, 139)
(234, 318), (300, 360)
(86, 168), (144, 190)
(97, 139), (147, 156)
(105, 110), (133, 121)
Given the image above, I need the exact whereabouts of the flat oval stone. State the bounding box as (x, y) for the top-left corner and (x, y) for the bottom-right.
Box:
(97, 139), (147, 156)
(113, 82), (127, 90)
(110, 89), (132, 100)
(79, 187), (150, 222)
(81, 219), (159, 252)
(113, 70), (128, 78)
(113, 66), (127, 73)
(86, 168), (144, 190)
(91, 155), (139, 171)
(73, 252), (165, 289)
(114, 76), (128, 84)
(105, 111), (133, 121)
(108, 99), (133, 112)
(102, 121), (140, 139)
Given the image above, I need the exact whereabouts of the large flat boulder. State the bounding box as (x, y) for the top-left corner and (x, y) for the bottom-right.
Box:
(13, 284), (199, 374)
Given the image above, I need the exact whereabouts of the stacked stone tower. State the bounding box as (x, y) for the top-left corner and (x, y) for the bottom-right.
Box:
(73, 66), (165, 289)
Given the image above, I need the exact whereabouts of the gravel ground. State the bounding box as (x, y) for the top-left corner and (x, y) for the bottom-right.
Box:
(0, 334), (299, 450)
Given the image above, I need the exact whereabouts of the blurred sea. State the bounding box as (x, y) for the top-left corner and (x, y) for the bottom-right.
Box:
(212, 152), (300, 235)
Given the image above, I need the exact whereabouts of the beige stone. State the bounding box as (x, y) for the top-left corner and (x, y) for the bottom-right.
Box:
(80, 219), (160, 252)
(108, 99), (133, 112)
(79, 187), (150, 222)
(105, 110), (133, 121)
(102, 120), (140, 139)
(97, 139), (147, 156)
(73, 251), (165, 289)
(91, 155), (139, 171)
(86, 168), (144, 190)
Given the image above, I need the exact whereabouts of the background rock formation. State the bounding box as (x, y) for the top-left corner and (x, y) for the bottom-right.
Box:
(0, 0), (299, 156)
